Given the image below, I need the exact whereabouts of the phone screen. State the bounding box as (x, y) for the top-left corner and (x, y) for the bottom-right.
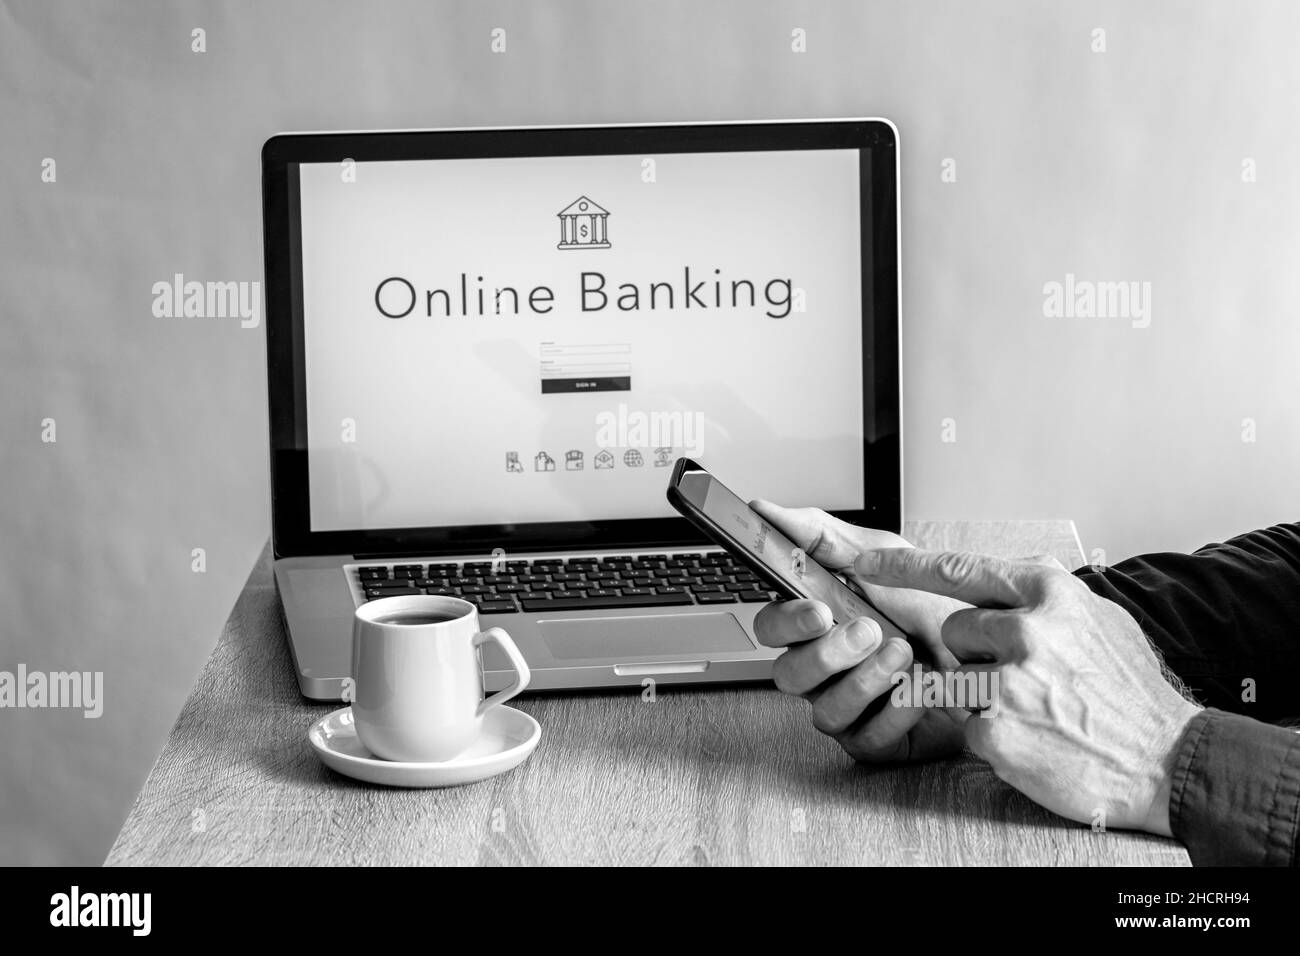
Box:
(673, 466), (908, 640)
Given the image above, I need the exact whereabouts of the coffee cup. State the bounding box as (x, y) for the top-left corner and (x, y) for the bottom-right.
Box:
(350, 594), (530, 762)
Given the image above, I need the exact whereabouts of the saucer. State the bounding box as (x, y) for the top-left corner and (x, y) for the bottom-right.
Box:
(308, 706), (541, 788)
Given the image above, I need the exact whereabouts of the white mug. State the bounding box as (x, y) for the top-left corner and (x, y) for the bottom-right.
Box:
(350, 594), (530, 762)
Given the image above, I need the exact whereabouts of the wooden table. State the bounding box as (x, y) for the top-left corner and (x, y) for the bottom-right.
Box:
(105, 520), (1191, 866)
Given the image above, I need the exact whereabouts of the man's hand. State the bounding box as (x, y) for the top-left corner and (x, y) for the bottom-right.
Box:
(749, 501), (972, 763)
(855, 547), (1202, 836)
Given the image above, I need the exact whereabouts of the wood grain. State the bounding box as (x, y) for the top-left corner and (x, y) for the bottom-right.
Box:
(104, 520), (1190, 866)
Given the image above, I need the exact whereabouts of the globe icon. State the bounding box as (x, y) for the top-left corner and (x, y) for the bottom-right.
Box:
(623, 449), (644, 467)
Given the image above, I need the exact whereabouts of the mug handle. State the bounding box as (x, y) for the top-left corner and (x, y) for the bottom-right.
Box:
(473, 627), (531, 717)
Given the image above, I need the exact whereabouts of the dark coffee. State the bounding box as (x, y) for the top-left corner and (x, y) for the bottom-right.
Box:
(372, 612), (461, 626)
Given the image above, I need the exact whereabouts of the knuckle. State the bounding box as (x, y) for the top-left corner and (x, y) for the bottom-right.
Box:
(851, 658), (886, 695)
(810, 698), (843, 735)
(935, 551), (978, 587)
(1038, 569), (1084, 600)
(770, 653), (794, 694)
(803, 639), (836, 684)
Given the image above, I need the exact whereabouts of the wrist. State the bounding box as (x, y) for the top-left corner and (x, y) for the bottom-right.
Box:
(1138, 697), (1201, 837)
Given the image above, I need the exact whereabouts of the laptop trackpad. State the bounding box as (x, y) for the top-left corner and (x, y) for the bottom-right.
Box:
(539, 612), (755, 661)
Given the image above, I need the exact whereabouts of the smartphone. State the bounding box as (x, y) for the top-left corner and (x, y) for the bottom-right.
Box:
(666, 458), (910, 642)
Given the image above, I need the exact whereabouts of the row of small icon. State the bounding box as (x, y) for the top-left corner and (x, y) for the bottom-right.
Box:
(506, 449), (674, 472)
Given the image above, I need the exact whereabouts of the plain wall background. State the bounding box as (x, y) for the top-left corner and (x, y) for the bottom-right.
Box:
(2, 0), (1297, 865)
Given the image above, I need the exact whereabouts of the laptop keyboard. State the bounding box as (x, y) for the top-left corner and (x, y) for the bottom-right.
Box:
(354, 552), (779, 614)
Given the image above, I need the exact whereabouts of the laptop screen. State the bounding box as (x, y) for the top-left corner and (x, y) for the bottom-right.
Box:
(293, 147), (870, 532)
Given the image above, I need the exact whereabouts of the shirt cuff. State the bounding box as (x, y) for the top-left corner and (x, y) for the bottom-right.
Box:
(1169, 708), (1300, 866)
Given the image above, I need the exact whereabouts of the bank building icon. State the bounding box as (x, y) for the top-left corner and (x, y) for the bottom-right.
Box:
(557, 196), (611, 250)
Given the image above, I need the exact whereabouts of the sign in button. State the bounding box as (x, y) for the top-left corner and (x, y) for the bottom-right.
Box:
(540, 342), (631, 394)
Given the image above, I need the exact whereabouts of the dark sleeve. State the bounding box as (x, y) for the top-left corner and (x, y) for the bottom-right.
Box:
(1073, 522), (1300, 720)
(1169, 709), (1300, 866)
(1072, 522), (1300, 866)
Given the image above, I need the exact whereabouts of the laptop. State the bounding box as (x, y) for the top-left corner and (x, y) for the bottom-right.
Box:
(260, 118), (902, 700)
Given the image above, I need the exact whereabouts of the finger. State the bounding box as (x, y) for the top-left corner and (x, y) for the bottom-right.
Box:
(963, 707), (1004, 762)
(752, 598), (832, 649)
(939, 607), (1023, 662)
(833, 671), (927, 763)
(848, 579), (967, 668)
(1016, 554), (1066, 571)
(810, 637), (913, 735)
(750, 499), (894, 571)
(750, 500), (964, 651)
(854, 548), (1045, 609)
(771, 617), (883, 697)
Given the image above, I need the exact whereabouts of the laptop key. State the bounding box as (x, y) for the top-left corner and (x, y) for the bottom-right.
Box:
(365, 586), (413, 599)
(476, 600), (518, 614)
(586, 588), (621, 598)
(519, 592), (693, 612)
(425, 586), (459, 597)
(621, 587), (656, 596)
(656, 585), (687, 595)
(696, 592), (739, 604)
(550, 589), (585, 600)
(366, 578), (416, 589)
(739, 591), (774, 602)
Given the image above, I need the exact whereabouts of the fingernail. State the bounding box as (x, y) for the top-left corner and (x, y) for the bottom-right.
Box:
(855, 551), (881, 575)
(849, 620), (882, 653)
(800, 607), (827, 633)
(879, 638), (910, 671)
